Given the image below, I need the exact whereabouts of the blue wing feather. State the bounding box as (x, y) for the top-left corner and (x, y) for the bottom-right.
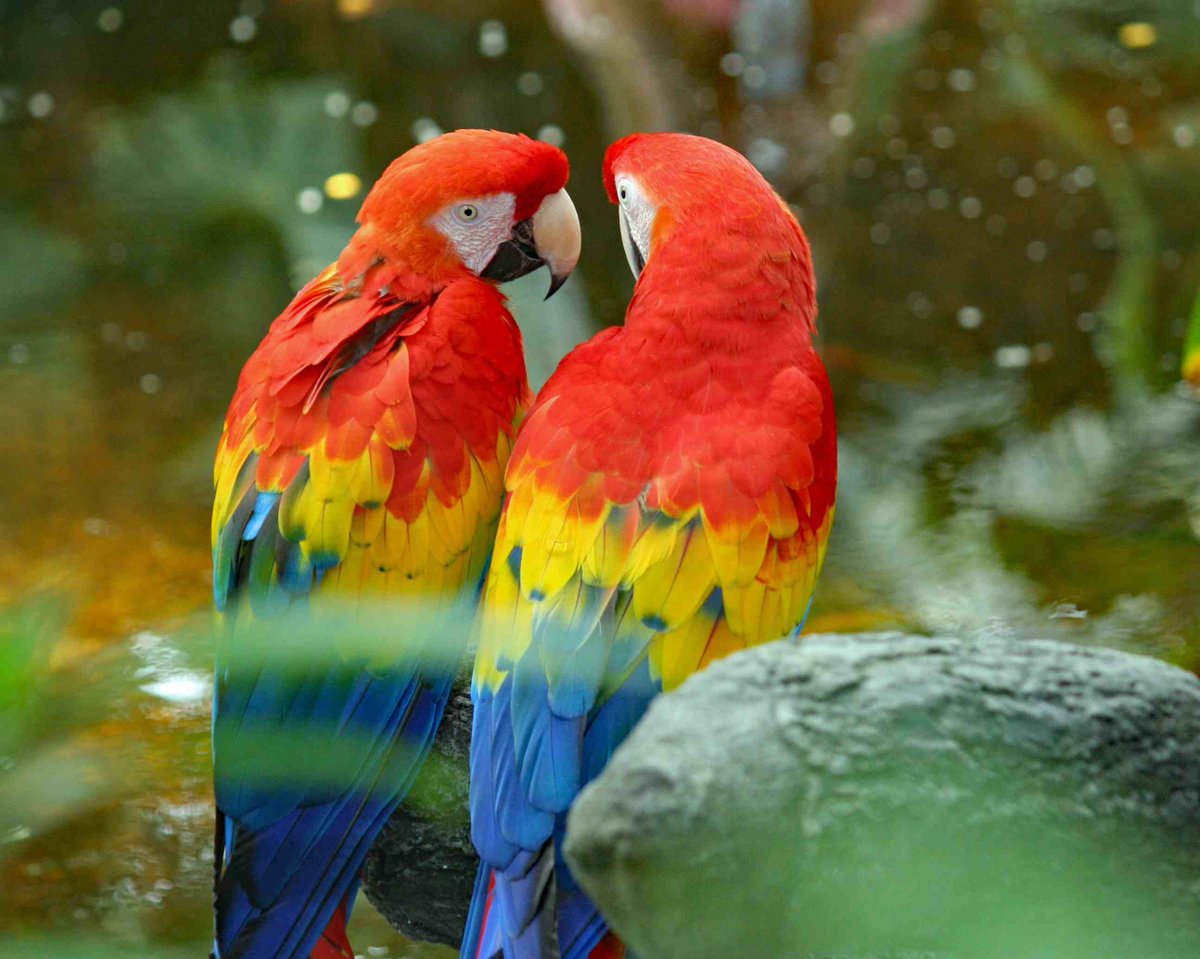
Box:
(511, 653), (582, 815)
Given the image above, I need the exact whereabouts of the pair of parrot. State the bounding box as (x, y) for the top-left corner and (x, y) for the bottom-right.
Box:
(210, 129), (837, 959)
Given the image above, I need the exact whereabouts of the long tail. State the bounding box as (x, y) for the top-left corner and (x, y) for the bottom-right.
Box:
(462, 664), (657, 959)
(461, 859), (623, 959)
(211, 901), (356, 959)
(214, 677), (453, 959)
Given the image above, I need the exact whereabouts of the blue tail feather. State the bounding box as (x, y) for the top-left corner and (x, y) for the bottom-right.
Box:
(214, 670), (454, 959)
(461, 862), (495, 959)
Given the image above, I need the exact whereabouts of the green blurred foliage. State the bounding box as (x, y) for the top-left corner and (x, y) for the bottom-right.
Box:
(90, 64), (363, 287)
(1006, 0), (1200, 81)
(0, 602), (60, 760)
(0, 598), (468, 954)
(0, 216), (87, 323)
(1, 937), (198, 959)
(0, 599), (165, 860)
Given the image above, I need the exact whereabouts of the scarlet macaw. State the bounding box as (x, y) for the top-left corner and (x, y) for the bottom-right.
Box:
(462, 133), (837, 959)
(210, 130), (580, 959)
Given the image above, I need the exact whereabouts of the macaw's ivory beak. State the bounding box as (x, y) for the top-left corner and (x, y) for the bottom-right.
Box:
(532, 188), (581, 299)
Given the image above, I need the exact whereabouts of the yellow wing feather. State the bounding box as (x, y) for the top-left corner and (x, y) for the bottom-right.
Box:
(478, 462), (834, 699)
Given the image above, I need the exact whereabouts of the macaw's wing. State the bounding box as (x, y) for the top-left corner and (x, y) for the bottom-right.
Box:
(212, 267), (513, 959)
(463, 345), (837, 959)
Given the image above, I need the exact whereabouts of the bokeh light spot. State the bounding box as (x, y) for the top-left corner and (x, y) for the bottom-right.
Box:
(1118, 22), (1157, 49)
(324, 172), (362, 200)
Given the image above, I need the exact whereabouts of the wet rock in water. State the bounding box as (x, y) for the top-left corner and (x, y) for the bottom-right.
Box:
(361, 675), (478, 948)
(564, 633), (1200, 959)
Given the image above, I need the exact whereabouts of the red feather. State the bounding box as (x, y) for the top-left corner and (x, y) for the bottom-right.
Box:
(308, 898), (354, 959)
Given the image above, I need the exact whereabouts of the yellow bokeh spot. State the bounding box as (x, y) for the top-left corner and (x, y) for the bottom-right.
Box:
(324, 173), (363, 200)
(337, 0), (375, 19)
(1118, 22), (1157, 49)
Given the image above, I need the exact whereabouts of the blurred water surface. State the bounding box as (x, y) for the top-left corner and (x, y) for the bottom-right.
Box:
(2, 0), (1199, 955)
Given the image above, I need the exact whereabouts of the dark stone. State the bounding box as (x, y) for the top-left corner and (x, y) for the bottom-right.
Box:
(361, 673), (479, 948)
(563, 634), (1200, 959)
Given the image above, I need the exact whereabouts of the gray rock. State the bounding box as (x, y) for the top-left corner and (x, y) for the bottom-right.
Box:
(564, 633), (1200, 959)
(361, 675), (478, 947)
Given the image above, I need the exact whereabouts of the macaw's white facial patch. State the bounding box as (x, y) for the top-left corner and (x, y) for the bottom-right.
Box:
(430, 192), (517, 274)
(614, 174), (655, 279)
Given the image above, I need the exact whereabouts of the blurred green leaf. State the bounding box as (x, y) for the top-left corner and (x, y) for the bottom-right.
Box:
(90, 65), (365, 286)
(0, 600), (150, 860)
(0, 741), (136, 856)
(212, 596), (478, 677)
(0, 936), (200, 959)
(845, 0), (932, 146)
(1006, 0), (1200, 82)
(0, 216), (86, 322)
(0, 601), (66, 755)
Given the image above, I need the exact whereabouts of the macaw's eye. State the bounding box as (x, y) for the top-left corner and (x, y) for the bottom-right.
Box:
(618, 184), (628, 202)
(455, 203), (479, 223)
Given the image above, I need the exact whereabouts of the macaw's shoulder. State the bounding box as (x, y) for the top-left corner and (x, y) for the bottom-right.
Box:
(212, 263), (526, 616)
(227, 256), (513, 417)
(226, 263), (421, 415)
(220, 264), (523, 484)
(218, 262), (431, 493)
(405, 278), (528, 409)
(509, 324), (835, 513)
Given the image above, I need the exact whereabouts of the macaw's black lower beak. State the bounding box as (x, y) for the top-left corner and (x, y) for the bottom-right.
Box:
(545, 269), (571, 299)
(481, 218), (543, 285)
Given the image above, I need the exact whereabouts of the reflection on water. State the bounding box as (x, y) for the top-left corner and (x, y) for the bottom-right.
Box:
(2, 0), (1198, 953)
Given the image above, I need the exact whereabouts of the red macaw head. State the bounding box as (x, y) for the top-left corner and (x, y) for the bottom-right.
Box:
(602, 133), (815, 326)
(353, 129), (580, 296)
